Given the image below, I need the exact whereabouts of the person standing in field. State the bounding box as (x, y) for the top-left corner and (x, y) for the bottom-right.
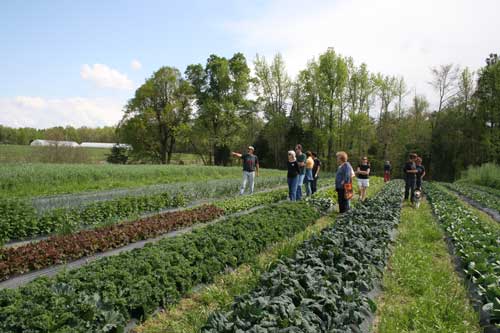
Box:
(403, 153), (418, 203)
(356, 156), (371, 202)
(415, 156), (426, 190)
(231, 146), (259, 195)
(335, 151), (353, 213)
(295, 144), (307, 200)
(305, 151), (315, 196)
(311, 152), (321, 194)
(384, 160), (392, 182)
(287, 150), (300, 201)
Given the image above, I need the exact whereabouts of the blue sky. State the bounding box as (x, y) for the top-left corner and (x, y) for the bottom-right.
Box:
(1, 0), (500, 128)
(1, 0), (256, 98)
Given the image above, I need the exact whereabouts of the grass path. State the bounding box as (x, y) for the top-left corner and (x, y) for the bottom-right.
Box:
(373, 200), (480, 333)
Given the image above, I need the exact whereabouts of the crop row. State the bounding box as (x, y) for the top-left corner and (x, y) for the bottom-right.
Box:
(442, 182), (500, 213)
(0, 202), (321, 332)
(202, 180), (404, 332)
(0, 205), (223, 281)
(426, 183), (500, 328)
(31, 176), (288, 212)
(0, 192), (185, 245)
(463, 183), (500, 198)
(0, 187), (298, 281)
(0, 177), (289, 245)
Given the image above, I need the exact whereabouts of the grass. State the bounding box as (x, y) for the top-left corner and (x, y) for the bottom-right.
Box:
(373, 200), (480, 333)
(458, 163), (500, 190)
(0, 164), (285, 198)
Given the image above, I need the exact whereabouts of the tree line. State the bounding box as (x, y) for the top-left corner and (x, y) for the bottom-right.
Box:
(0, 125), (117, 145)
(1, 50), (498, 181)
(118, 49), (499, 180)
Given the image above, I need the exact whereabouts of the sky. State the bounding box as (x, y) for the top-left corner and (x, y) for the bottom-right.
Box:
(1, 0), (499, 129)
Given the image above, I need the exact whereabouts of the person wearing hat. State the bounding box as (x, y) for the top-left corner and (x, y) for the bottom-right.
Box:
(231, 146), (259, 195)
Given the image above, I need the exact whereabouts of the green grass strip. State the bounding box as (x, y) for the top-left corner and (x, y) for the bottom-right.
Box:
(374, 200), (480, 333)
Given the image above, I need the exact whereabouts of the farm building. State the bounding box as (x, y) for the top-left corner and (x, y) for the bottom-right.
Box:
(80, 142), (115, 148)
(30, 139), (79, 147)
(81, 142), (132, 149)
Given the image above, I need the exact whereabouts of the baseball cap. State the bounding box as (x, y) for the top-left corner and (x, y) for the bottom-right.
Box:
(248, 146), (255, 151)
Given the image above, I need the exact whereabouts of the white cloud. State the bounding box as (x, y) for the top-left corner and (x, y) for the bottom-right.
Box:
(226, 0), (500, 109)
(81, 64), (133, 90)
(14, 96), (47, 109)
(0, 96), (125, 128)
(131, 59), (142, 70)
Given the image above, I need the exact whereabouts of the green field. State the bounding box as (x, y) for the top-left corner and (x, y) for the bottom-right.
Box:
(0, 163), (285, 198)
(0, 144), (203, 165)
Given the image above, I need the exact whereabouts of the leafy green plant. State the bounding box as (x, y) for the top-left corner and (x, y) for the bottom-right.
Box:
(202, 180), (404, 332)
(441, 182), (500, 213)
(0, 202), (320, 332)
(426, 183), (500, 329)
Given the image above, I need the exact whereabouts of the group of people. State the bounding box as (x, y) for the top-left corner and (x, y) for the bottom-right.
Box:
(232, 145), (425, 213)
(286, 144), (322, 201)
(403, 152), (426, 204)
(232, 144), (373, 214)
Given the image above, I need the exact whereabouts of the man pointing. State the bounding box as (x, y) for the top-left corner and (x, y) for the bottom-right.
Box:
(231, 146), (259, 195)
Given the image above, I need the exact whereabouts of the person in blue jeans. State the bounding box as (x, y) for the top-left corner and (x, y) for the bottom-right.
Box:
(287, 150), (300, 201)
(295, 144), (307, 200)
(305, 151), (314, 196)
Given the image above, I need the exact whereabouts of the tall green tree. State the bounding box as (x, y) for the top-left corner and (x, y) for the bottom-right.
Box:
(186, 53), (251, 165)
(119, 66), (193, 164)
(253, 53), (292, 167)
(476, 53), (500, 163)
(318, 48), (348, 168)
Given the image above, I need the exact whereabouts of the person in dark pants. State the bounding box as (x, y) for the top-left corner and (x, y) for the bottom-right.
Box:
(403, 153), (418, 203)
(415, 156), (426, 190)
(384, 160), (392, 182)
(335, 151), (353, 213)
(287, 150), (300, 201)
(311, 152), (321, 194)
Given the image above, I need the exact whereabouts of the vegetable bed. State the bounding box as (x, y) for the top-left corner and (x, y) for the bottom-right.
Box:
(426, 183), (500, 329)
(0, 202), (320, 332)
(442, 182), (500, 213)
(0, 177), (288, 245)
(202, 180), (404, 332)
(0, 188), (292, 281)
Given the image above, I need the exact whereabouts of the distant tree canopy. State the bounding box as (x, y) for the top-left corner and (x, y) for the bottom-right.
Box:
(0, 125), (117, 145)
(118, 66), (193, 164)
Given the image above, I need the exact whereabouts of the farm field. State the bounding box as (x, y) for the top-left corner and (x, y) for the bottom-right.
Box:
(133, 178), (385, 333)
(1, 164), (499, 332)
(0, 163), (285, 198)
(0, 144), (203, 165)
